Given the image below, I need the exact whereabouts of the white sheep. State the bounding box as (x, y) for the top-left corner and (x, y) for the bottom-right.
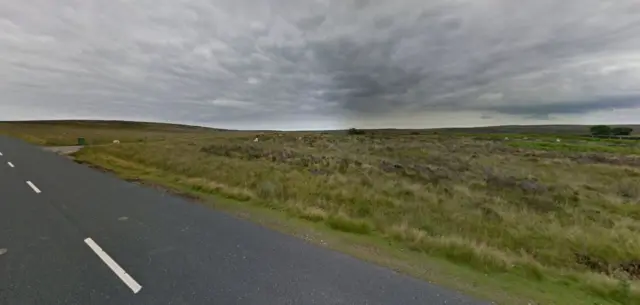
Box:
(113, 140), (120, 144)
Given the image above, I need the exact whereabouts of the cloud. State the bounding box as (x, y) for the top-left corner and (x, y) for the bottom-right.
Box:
(484, 95), (640, 117)
(0, 0), (640, 129)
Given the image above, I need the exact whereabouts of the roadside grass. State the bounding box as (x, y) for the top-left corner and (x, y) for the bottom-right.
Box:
(71, 148), (628, 305)
(4, 121), (640, 305)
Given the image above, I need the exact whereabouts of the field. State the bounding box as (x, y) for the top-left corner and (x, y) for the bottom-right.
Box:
(2, 120), (640, 305)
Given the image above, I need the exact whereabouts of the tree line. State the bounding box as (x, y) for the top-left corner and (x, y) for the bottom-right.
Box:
(590, 125), (633, 136)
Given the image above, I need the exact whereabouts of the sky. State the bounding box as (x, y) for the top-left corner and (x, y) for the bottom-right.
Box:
(1, 0), (640, 130)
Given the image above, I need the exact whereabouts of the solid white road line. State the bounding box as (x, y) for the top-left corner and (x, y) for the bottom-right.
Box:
(7, 162), (14, 168)
(84, 238), (142, 294)
(26, 181), (41, 193)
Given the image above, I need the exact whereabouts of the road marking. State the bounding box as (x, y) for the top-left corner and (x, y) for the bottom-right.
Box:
(84, 238), (142, 294)
(7, 162), (14, 168)
(0, 152), (3, 156)
(26, 181), (41, 193)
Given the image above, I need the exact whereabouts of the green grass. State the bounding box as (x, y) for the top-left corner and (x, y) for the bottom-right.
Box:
(3, 120), (640, 305)
(507, 140), (640, 154)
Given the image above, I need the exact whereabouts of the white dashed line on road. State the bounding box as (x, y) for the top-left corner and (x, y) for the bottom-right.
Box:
(7, 162), (14, 168)
(84, 238), (142, 294)
(0, 152), (3, 156)
(26, 181), (41, 194)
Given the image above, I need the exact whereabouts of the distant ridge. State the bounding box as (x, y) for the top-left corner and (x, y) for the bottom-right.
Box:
(0, 119), (231, 131)
(1, 120), (638, 135)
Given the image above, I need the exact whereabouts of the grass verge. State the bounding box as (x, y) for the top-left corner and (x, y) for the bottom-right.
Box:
(73, 147), (637, 305)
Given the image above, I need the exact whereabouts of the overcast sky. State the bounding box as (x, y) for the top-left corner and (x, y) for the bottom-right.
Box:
(1, 0), (640, 130)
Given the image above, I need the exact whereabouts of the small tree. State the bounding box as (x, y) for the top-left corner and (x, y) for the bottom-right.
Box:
(590, 125), (612, 136)
(347, 128), (365, 135)
(611, 127), (633, 136)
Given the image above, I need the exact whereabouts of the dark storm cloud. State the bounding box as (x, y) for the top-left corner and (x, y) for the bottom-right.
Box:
(1, 0), (640, 129)
(487, 96), (640, 116)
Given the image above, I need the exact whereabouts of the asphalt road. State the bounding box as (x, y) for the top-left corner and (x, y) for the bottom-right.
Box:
(0, 136), (489, 305)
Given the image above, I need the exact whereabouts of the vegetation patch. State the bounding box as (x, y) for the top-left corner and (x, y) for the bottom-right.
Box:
(4, 120), (640, 305)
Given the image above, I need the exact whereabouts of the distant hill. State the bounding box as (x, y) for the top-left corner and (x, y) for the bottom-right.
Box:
(426, 125), (640, 135)
(0, 120), (230, 132)
(350, 125), (640, 135)
(1, 120), (638, 135)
